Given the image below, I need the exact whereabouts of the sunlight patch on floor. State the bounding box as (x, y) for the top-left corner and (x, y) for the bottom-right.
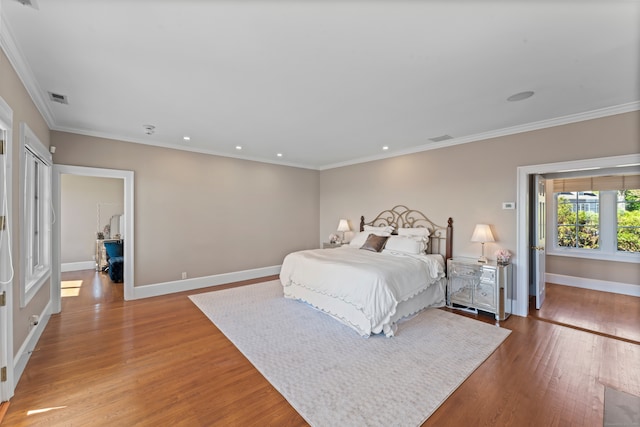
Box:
(27, 406), (67, 415)
(61, 280), (83, 297)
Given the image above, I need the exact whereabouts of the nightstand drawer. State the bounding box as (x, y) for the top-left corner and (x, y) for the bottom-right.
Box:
(480, 268), (496, 283)
(474, 281), (495, 311)
(450, 263), (480, 278)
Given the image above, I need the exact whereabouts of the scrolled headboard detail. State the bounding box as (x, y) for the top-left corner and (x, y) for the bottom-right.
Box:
(359, 205), (453, 262)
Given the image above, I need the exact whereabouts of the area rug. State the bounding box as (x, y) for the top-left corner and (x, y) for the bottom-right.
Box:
(604, 386), (640, 427)
(189, 280), (511, 427)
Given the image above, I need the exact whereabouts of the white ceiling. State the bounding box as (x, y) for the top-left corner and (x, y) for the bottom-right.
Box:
(2, 0), (639, 170)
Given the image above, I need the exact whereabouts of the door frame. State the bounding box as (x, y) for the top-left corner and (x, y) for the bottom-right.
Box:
(515, 153), (640, 317)
(0, 96), (14, 401)
(52, 165), (135, 313)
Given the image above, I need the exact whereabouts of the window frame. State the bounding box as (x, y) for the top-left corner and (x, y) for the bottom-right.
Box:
(549, 188), (640, 264)
(20, 123), (52, 307)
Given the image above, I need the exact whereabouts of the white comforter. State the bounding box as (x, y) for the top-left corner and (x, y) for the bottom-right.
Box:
(279, 246), (445, 335)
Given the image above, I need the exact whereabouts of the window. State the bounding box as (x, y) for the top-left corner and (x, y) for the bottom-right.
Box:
(618, 189), (640, 253)
(20, 124), (52, 307)
(556, 191), (600, 249)
(550, 175), (640, 263)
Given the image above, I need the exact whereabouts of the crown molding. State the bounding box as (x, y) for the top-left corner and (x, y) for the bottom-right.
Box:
(319, 101), (640, 170)
(51, 101), (640, 172)
(50, 124), (317, 170)
(0, 13), (55, 128)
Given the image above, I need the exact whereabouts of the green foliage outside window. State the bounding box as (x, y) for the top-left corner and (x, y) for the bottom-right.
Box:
(617, 189), (640, 252)
(557, 195), (599, 249)
(556, 189), (640, 253)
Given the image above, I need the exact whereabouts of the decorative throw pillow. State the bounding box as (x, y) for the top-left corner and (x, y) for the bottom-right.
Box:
(349, 230), (390, 247)
(360, 234), (389, 252)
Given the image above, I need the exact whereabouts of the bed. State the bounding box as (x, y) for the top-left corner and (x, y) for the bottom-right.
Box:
(279, 205), (453, 337)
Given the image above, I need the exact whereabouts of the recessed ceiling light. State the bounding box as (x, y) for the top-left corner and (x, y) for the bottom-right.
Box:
(277, 153), (283, 157)
(382, 146), (389, 151)
(235, 146), (242, 150)
(183, 136), (190, 141)
(507, 91), (535, 102)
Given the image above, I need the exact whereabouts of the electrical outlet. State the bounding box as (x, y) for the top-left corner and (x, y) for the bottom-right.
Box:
(502, 202), (515, 210)
(181, 272), (187, 280)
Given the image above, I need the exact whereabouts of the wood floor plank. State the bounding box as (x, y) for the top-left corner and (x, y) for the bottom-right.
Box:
(3, 272), (639, 426)
(531, 283), (640, 343)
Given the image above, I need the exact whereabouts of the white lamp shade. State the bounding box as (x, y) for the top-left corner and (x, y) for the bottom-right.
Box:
(337, 219), (350, 232)
(471, 224), (495, 243)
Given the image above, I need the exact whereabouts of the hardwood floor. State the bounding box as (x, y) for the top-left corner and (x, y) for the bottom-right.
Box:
(530, 283), (640, 344)
(3, 272), (639, 426)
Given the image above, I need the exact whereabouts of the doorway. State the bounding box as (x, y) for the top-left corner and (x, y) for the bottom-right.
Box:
(516, 153), (640, 317)
(52, 165), (134, 314)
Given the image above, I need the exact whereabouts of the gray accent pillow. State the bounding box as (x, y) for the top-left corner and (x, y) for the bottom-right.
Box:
(360, 234), (389, 252)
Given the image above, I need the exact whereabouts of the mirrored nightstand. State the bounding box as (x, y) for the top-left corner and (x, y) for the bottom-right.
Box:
(447, 257), (513, 321)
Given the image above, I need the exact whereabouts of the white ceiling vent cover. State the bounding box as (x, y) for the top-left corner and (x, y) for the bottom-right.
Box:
(14, 0), (39, 9)
(428, 135), (453, 143)
(48, 92), (68, 105)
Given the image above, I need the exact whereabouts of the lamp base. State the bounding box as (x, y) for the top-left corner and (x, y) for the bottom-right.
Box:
(478, 256), (488, 264)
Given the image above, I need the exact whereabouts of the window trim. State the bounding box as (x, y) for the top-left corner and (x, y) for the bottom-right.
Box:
(548, 189), (640, 264)
(20, 123), (52, 307)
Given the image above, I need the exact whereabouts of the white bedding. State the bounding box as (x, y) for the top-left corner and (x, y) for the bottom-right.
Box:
(279, 246), (446, 337)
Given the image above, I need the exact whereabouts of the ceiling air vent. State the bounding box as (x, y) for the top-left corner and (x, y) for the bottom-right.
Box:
(14, 0), (39, 9)
(48, 92), (68, 105)
(428, 134), (453, 143)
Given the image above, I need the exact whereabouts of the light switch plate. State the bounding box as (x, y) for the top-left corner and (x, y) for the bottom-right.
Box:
(502, 202), (515, 210)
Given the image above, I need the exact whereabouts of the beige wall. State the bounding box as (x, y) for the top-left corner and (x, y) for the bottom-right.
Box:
(0, 49), (51, 353)
(51, 131), (320, 286)
(546, 256), (638, 285)
(319, 111), (640, 292)
(61, 175), (124, 264)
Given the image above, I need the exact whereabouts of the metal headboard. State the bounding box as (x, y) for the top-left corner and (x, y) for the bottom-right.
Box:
(359, 205), (453, 262)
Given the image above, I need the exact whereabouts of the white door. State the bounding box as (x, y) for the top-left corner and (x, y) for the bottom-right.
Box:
(0, 125), (12, 401)
(532, 174), (546, 309)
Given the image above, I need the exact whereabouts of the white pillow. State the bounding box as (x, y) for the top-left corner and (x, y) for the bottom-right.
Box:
(384, 236), (424, 254)
(398, 227), (430, 237)
(364, 225), (395, 234)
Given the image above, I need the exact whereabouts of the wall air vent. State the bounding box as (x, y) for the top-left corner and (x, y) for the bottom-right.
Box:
(48, 92), (68, 105)
(14, 0), (39, 9)
(428, 134), (453, 143)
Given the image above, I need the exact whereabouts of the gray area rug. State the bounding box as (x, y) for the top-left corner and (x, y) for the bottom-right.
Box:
(189, 280), (511, 427)
(604, 386), (640, 427)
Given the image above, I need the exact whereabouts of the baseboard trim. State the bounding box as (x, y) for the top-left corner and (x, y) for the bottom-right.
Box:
(131, 265), (282, 299)
(61, 261), (95, 272)
(13, 300), (51, 389)
(545, 273), (640, 297)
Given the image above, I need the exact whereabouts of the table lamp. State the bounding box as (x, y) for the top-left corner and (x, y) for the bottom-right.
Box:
(471, 224), (494, 263)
